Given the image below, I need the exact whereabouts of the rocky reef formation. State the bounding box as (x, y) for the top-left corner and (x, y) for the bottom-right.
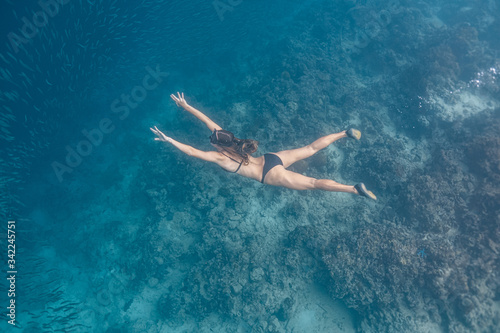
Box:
(137, 1), (500, 331)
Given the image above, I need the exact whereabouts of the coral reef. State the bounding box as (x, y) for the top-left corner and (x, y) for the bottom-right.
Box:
(135, 2), (500, 330)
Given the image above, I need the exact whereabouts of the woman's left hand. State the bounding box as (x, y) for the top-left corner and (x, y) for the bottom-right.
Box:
(150, 126), (172, 143)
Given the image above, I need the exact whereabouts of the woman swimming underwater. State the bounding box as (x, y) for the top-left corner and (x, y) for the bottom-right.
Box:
(150, 92), (376, 200)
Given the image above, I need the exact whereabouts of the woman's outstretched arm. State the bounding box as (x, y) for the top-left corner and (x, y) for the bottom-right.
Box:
(170, 92), (222, 131)
(150, 126), (223, 163)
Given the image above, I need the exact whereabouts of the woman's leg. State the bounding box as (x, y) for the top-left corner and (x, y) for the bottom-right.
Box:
(314, 179), (357, 193)
(275, 131), (348, 168)
(274, 169), (357, 193)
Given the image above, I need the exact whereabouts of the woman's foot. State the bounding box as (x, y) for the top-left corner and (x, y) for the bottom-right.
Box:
(354, 183), (377, 200)
(346, 128), (361, 140)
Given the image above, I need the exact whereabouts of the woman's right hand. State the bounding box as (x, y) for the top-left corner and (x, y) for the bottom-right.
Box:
(170, 92), (189, 108)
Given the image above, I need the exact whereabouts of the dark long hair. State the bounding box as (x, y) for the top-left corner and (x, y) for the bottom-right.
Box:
(211, 129), (258, 165)
(230, 137), (259, 165)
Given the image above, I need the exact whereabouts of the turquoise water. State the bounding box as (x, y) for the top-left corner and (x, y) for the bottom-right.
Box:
(1, 0), (499, 332)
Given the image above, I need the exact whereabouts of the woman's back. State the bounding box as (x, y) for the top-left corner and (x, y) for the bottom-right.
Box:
(218, 152), (264, 182)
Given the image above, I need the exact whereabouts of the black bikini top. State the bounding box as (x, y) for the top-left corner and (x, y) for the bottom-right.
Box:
(220, 152), (243, 173)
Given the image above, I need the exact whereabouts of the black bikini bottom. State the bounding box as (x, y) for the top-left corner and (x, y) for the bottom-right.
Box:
(261, 153), (283, 183)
